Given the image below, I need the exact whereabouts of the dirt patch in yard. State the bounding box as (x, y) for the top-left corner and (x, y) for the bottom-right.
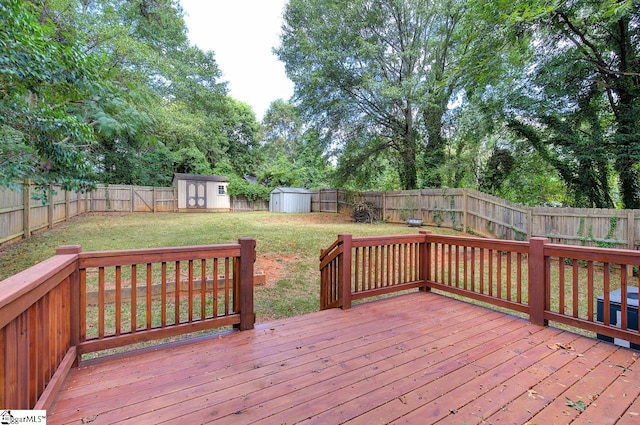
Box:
(255, 253), (298, 288)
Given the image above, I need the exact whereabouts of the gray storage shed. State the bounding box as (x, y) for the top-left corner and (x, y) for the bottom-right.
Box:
(269, 187), (312, 213)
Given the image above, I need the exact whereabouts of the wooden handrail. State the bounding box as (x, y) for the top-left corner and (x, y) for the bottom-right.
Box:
(0, 239), (256, 409)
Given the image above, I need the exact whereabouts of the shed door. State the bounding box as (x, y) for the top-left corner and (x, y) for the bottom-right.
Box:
(186, 180), (206, 209)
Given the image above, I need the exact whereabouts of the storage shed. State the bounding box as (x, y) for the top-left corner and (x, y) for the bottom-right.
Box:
(269, 187), (312, 213)
(173, 173), (230, 212)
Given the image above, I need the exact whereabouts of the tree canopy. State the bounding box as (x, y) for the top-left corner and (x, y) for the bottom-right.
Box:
(2, 0), (638, 208)
(0, 0), (295, 200)
(277, 0), (640, 208)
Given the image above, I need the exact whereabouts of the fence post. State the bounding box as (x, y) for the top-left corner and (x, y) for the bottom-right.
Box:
(627, 210), (635, 250)
(48, 184), (54, 229)
(237, 238), (256, 330)
(462, 188), (467, 233)
(419, 231), (432, 292)
(65, 190), (70, 222)
(382, 192), (387, 221)
(23, 179), (31, 240)
(56, 245), (82, 365)
(339, 234), (353, 309)
(528, 237), (549, 326)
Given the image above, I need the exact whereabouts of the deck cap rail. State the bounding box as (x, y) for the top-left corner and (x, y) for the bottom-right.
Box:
(78, 243), (242, 268)
(0, 253), (78, 326)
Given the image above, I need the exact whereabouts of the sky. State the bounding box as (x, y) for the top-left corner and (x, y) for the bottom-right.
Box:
(180, 0), (294, 121)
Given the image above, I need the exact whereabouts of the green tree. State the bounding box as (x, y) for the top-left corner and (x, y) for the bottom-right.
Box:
(277, 0), (474, 190)
(499, 0), (640, 208)
(261, 99), (303, 163)
(0, 0), (100, 195)
(220, 98), (262, 177)
(260, 100), (331, 189)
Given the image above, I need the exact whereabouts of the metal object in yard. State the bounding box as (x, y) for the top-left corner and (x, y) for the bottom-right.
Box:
(596, 286), (639, 349)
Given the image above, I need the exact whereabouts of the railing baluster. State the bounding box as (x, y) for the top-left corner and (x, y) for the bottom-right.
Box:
(131, 264), (137, 333)
(479, 248), (485, 294)
(447, 244), (452, 286)
(439, 243), (445, 284)
(188, 260), (194, 323)
(454, 245), (459, 288)
(115, 266), (121, 336)
(603, 263), (610, 325)
(559, 258), (565, 315)
(506, 252), (512, 301)
(587, 261), (594, 322)
(98, 267), (105, 339)
(517, 253), (522, 304)
(497, 250), (502, 299)
(146, 263), (152, 330)
(366, 246), (372, 290)
(161, 262), (167, 327)
(201, 259), (206, 320)
(621, 265), (628, 330)
(175, 261), (180, 325)
(213, 258), (219, 318)
(224, 258), (230, 315)
(354, 247), (360, 293)
(572, 260), (579, 318)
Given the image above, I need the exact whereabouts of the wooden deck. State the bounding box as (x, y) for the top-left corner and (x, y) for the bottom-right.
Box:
(48, 292), (639, 425)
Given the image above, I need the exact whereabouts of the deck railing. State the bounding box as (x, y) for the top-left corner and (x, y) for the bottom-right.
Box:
(320, 234), (428, 309)
(0, 238), (255, 410)
(320, 232), (640, 348)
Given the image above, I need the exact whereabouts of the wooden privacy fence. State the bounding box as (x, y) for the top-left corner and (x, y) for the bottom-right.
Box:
(310, 189), (350, 213)
(0, 238), (256, 409)
(0, 182), (177, 245)
(320, 232), (640, 348)
(0, 181), (91, 245)
(87, 184), (176, 213)
(344, 188), (640, 249)
(0, 182), (266, 246)
(3, 182), (639, 250)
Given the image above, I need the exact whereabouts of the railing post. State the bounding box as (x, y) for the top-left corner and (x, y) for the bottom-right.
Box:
(56, 245), (82, 365)
(340, 234), (353, 309)
(419, 231), (432, 292)
(237, 238), (256, 330)
(528, 237), (548, 326)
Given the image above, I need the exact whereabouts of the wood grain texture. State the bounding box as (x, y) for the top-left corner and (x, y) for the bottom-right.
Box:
(47, 292), (640, 425)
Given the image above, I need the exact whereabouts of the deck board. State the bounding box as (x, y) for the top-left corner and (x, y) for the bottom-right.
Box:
(47, 292), (640, 425)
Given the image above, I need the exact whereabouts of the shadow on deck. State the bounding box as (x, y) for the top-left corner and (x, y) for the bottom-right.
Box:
(48, 292), (639, 425)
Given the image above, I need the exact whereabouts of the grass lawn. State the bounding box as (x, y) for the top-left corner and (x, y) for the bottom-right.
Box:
(0, 211), (464, 323)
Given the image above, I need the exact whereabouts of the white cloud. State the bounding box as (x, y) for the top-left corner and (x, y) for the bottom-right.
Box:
(180, 0), (294, 120)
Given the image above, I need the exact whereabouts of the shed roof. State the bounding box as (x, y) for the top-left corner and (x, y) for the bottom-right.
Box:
(172, 173), (229, 183)
(270, 187), (312, 194)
